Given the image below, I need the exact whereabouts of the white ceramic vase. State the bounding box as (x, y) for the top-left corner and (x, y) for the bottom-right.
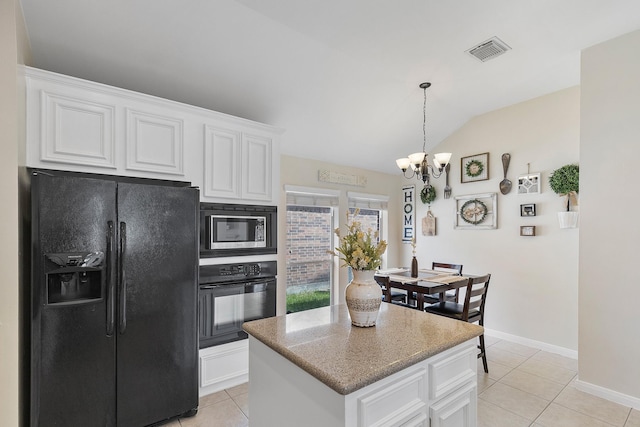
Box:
(345, 270), (382, 327)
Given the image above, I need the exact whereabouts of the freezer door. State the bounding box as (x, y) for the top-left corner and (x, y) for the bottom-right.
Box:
(116, 182), (199, 426)
(31, 172), (117, 427)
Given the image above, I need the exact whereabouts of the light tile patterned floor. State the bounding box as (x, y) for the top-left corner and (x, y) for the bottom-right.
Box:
(167, 337), (640, 426)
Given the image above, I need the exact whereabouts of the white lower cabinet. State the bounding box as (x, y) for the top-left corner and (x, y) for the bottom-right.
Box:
(199, 340), (249, 397)
(248, 337), (478, 427)
(430, 382), (477, 427)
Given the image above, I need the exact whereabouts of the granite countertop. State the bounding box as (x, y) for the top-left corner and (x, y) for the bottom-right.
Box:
(242, 303), (483, 395)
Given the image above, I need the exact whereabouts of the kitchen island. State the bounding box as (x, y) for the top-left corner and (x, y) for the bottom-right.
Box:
(243, 302), (483, 427)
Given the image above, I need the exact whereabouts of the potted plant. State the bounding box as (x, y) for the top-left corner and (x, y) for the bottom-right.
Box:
(548, 163), (579, 228)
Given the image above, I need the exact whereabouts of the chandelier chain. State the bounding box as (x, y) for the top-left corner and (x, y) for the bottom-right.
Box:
(422, 85), (427, 153)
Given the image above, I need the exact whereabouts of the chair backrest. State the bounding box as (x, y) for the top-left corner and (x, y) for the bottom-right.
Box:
(432, 262), (463, 300)
(432, 262), (463, 275)
(461, 274), (491, 323)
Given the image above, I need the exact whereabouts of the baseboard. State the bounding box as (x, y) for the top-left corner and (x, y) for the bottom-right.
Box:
(574, 379), (640, 410)
(483, 328), (578, 359)
(484, 329), (640, 410)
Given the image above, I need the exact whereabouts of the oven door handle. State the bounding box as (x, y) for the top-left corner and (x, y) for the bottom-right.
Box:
(200, 284), (220, 290)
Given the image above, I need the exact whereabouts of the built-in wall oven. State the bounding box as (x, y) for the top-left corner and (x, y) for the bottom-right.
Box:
(198, 261), (276, 348)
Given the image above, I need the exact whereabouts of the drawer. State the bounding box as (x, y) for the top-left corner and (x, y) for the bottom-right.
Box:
(428, 342), (477, 400)
(356, 366), (427, 427)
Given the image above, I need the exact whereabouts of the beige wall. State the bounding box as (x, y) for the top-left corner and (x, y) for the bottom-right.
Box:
(579, 29), (640, 400)
(405, 87), (581, 352)
(1, 0), (27, 425)
(278, 155), (403, 313)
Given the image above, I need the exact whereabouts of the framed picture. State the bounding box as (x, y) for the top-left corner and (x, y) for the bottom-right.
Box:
(518, 173), (541, 194)
(454, 192), (497, 229)
(461, 152), (489, 183)
(520, 203), (536, 217)
(520, 225), (536, 236)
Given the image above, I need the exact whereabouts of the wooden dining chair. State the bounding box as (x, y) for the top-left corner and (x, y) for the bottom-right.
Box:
(424, 273), (491, 373)
(374, 275), (408, 303)
(421, 262), (464, 305)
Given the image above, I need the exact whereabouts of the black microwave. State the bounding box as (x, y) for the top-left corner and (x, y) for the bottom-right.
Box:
(199, 203), (277, 257)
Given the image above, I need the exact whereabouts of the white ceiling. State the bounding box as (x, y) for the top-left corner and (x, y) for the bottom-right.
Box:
(18, 0), (640, 175)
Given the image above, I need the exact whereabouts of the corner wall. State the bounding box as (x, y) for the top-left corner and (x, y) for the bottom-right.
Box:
(407, 87), (580, 353)
(0, 0), (23, 425)
(579, 29), (640, 402)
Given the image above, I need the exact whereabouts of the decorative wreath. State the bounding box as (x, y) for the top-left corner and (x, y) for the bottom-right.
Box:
(460, 199), (488, 225)
(420, 185), (436, 204)
(465, 159), (484, 178)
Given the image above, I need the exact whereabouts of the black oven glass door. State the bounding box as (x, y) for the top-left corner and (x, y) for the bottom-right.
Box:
(209, 215), (266, 249)
(199, 278), (276, 348)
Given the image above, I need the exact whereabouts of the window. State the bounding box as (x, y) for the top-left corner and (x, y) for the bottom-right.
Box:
(347, 192), (389, 276)
(285, 186), (339, 313)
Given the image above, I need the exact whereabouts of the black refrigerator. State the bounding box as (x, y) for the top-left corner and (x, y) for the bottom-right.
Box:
(28, 170), (199, 426)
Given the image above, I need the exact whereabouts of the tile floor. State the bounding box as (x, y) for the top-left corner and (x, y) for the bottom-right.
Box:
(166, 336), (640, 426)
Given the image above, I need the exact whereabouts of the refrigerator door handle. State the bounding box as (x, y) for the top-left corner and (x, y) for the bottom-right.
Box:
(119, 221), (127, 334)
(106, 221), (115, 336)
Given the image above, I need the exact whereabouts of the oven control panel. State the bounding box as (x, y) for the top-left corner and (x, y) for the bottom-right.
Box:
(219, 264), (261, 276)
(199, 261), (277, 284)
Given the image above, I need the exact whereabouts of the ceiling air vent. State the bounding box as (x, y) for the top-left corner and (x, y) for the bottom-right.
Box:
(466, 37), (511, 62)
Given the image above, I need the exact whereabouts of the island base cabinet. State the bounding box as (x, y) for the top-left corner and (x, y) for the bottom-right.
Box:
(247, 337), (478, 427)
(429, 382), (477, 427)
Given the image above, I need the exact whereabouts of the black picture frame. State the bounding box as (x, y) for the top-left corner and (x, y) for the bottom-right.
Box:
(520, 203), (536, 217)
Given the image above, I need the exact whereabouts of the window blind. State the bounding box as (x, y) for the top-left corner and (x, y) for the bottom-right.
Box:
(347, 191), (389, 210)
(284, 185), (340, 207)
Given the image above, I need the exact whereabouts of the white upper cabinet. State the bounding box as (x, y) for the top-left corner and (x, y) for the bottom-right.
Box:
(22, 66), (282, 204)
(39, 84), (117, 169)
(203, 125), (241, 199)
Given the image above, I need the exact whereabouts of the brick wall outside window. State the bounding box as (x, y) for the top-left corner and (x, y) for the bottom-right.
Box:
(286, 206), (381, 294)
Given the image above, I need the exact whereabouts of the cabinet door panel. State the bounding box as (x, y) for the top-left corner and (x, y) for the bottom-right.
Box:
(242, 133), (272, 201)
(429, 382), (477, 427)
(42, 91), (116, 168)
(204, 125), (241, 199)
(126, 108), (184, 175)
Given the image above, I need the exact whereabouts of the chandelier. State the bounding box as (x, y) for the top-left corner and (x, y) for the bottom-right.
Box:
(396, 82), (451, 187)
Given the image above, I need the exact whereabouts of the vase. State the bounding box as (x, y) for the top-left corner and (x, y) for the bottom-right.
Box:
(411, 256), (418, 278)
(558, 211), (579, 228)
(345, 270), (382, 327)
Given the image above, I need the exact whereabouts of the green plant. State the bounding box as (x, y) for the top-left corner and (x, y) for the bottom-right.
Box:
(420, 185), (436, 204)
(330, 209), (387, 271)
(549, 164), (579, 211)
(286, 290), (330, 313)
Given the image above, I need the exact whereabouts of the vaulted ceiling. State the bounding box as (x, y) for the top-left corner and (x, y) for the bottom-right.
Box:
(19, 0), (640, 174)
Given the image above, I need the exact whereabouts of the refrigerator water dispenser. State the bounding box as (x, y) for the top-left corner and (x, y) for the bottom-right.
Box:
(45, 252), (104, 304)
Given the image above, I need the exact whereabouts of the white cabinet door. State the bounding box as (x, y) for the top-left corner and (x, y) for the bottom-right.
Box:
(429, 382), (477, 427)
(242, 133), (272, 201)
(37, 88), (117, 169)
(125, 108), (184, 175)
(203, 125), (242, 199)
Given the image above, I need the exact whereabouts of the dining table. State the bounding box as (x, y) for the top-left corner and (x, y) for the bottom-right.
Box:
(375, 268), (470, 309)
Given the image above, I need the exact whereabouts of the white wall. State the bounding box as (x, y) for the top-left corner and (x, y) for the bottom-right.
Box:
(405, 87), (581, 352)
(278, 155), (403, 314)
(579, 29), (640, 401)
(0, 0), (25, 425)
